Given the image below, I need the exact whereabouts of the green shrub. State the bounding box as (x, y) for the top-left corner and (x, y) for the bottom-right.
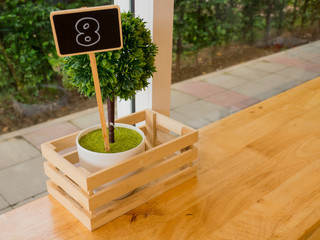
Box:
(0, 0), (59, 97)
(54, 0), (112, 9)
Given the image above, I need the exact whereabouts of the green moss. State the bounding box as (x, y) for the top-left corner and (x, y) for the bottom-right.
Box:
(79, 127), (143, 153)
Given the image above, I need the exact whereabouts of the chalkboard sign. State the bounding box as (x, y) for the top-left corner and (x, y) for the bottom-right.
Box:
(50, 5), (123, 57)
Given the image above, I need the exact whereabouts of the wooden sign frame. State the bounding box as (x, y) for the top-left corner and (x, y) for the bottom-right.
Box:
(50, 5), (123, 57)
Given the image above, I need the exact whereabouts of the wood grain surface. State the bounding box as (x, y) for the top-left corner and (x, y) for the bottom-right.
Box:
(2, 77), (320, 239)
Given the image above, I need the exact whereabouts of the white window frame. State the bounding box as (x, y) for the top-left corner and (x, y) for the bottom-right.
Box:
(114, 0), (153, 118)
(114, 0), (174, 117)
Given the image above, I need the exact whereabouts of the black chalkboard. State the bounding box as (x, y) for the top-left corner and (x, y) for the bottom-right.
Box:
(50, 6), (122, 57)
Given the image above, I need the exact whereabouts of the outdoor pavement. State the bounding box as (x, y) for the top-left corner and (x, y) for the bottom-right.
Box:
(1, 41), (320, 214)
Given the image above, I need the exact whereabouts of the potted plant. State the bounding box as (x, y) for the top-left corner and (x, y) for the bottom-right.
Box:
(62, 12), (158, 174)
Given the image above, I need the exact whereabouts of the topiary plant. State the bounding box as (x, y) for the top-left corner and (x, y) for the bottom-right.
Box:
(62, 12), (158, 143)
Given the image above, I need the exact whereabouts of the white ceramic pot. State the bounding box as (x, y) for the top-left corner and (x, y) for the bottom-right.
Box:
(76, 123), (145, 173)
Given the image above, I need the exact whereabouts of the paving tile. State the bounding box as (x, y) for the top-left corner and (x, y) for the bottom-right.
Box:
(254, 73), (294, 88)
(310, 41), (320, 48)
(276, 57), (320, 73)
(284, 47), (320, 60)
(297, 45), (320, 53)
(205, 90), (260, 110)
(298, 50), (320, 60)
(276, 67), (319, 81)
(170, 89), (198, 109)
(303, 64), (320, 74)
(0, 207), (13, 215)
(267, 55), (320, 74)
(246, 60), (287, 73)
(204, 74), (248, 89)
(226, 66), (270, 81)
(23, 122), (80, 149)
(298, 62), (320, 73)
(0, 156), (48, 205)
(266, 55), (308, 67)
(0, 195), (9, 210)
(232, 81), (283, 101)
(173, 100), (230, 123)
(13, 191), (48, 209)
(255, 88), (285, 101)
(170, 111), (211, 129)
(274, 76), (316, 94)
(0, 137), (41, 169)
(186, 118), (211, 129)
(275, 79), (304, 92)
(173, 81), (226, 98)
(70, 109), (108, 129)
(203, 109), (233, 122)
(309, 57), (320, 64)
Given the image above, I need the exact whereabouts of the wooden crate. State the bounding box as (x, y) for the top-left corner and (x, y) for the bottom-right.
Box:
(41, 109), (198, 231)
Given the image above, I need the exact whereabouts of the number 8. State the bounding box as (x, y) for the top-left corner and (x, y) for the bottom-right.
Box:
(75, 17), (100, 47)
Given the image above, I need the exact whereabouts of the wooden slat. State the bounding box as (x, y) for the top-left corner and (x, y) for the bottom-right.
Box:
(145, 110), (157, 149)
(138, 125), (146, 135)
(150, 109), (195, 135)
(47, 181), (93, 230)
(115, 110), (145, 125)
(89, 147), (198, 210)
(156, 128), (176, 145)
(46, 131), (79, 152)
(181, 126), (194, 153)
(44, 162), (90, 211)
(86, 131), (198, 190)
(62, 150), (79, 164)
(91, 165), (198, 230)
(42, 142), (89, 190)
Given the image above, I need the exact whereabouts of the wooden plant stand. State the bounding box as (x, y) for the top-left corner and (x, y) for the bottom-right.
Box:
(41, 109), (198, 231)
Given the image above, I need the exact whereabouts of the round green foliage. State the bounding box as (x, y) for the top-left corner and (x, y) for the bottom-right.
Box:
(79, 127), (143, 153)
(62, 12), (158, 102)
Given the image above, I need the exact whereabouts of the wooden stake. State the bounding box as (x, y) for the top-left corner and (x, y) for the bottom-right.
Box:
(89, 53), (110, 151)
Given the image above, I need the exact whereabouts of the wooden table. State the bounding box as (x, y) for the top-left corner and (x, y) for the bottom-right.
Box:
(2, 77), (320, 239)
